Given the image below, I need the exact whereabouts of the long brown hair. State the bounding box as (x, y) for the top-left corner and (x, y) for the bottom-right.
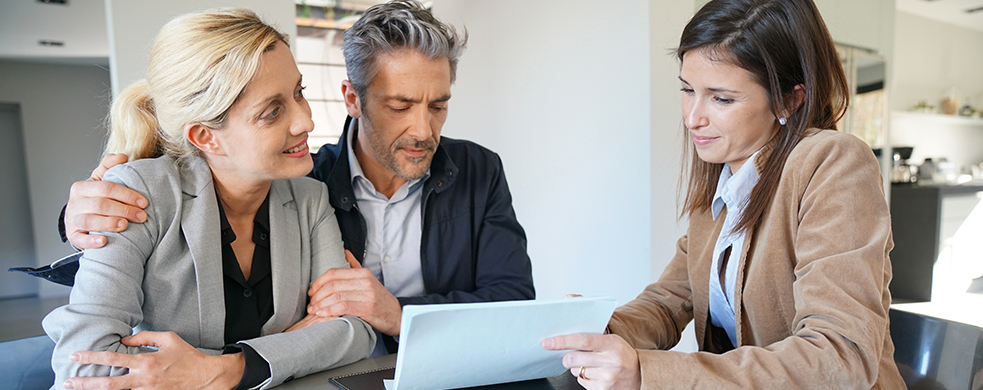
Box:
(678, 0), (848, 234)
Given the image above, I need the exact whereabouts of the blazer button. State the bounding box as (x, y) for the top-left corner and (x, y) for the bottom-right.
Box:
(243, 289), (253, 298)
(437, 181), (444, 186)
(259, 233), (267, 240)
(341, 196), (349, 203)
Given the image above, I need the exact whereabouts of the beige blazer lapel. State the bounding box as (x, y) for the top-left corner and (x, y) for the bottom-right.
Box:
(693, 209), (725, 351)
(178, 157), (226, 348)
(263, 180), (303, 334)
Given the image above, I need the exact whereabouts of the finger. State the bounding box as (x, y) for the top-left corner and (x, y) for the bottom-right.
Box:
(308, 275), (377, 312)
(72, 213), (130, 233)
(65, 375), (133, 390)
(308, 267), (367, 297)
(569, 366), (597, 381)
(71, 180), (149, 211)
(560, 350), (599, 369)
(90, 154), (129, 181)
(120, 330), (171, 348)
(542, 333), (599, 351)
(70, 350), (135, 368)
(309, 285), (374, 315)
(71, 201), (147, 230)
(345, 250), (361, 269)
(67, 231), (108, 250)
(315, 299), (368, 319)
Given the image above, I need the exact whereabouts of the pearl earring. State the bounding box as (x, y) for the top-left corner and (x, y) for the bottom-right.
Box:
(779, 117), (787, 126)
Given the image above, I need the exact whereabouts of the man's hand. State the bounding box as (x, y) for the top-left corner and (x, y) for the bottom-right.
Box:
(307, 250), (402, 336)
(542, 333), (641, 390)
(63, 331), (244, 390)
(65, 153), (148, 249)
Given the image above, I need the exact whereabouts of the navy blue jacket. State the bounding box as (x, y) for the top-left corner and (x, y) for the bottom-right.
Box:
(310, 117), (535, 307)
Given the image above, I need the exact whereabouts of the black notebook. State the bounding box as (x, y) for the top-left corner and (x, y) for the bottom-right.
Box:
(329, 367), (582, 390)
(329, 366), (395, 390)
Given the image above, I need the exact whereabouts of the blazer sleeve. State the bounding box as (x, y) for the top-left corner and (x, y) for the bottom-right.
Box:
(626, 134), (895, 388)
(607, 233), (695, 350)
(238, 181), (375, 389)
(42, 164), (170, 385)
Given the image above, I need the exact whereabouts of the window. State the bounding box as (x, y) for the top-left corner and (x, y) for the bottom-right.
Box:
(295, 1), (374, 150)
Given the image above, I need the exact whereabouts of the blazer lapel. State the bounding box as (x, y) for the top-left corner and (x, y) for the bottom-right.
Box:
(693, 209), (725, 351)
(179, 157), (226, 348)
(264, 180), (302, 334)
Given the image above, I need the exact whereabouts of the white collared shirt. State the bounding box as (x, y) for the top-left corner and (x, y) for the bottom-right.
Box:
(346, 124), (428, 357)
(708, 150), (760, 348)
(346, 125), (428, 298)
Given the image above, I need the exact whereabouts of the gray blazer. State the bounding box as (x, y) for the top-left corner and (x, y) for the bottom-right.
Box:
(43, 155), (375, 389)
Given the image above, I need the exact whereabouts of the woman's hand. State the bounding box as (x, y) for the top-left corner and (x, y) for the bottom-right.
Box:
(542, 333), (642, 390)
(63, 331), (244, 390)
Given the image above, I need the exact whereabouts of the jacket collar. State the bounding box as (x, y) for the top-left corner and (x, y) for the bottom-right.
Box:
(752, 127), (822, 174)
(177, 155), (302, 340)
(327, 116), (458, 211)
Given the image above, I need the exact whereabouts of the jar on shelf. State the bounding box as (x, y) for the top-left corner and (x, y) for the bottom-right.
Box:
(941, 87), (960, 115)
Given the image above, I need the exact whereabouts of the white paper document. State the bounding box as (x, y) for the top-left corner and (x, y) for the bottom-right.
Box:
(383, 296), (617, 390)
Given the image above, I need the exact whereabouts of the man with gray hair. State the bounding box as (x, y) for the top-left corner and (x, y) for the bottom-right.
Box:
(61, 0), (535, 356)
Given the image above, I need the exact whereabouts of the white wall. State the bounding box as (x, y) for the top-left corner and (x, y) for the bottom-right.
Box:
(0, 0), (108, 64)
(650, 0), (700, 353)
(105, 0), (297, 97)
(815, 0), (894, 53)
(0, 103), (39, 298)
(887, 11), (983, 169)
(0, 61), (112, 297)
(891, 112), (983, 169)
(891, 11), (983, 113)
(431, 0), (655, 305)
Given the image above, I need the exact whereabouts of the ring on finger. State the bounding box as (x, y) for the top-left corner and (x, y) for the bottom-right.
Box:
(579, 366), (590, 381)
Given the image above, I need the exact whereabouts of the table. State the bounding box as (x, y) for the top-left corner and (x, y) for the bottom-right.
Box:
(276, 354), (584, 390)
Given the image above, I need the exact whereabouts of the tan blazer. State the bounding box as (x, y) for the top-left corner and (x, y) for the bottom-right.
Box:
(43, 155), (375, 389)
(608, 130), (905, 389)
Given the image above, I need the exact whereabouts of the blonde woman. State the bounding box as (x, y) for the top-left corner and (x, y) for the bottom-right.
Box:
(43, 9), (374, 390)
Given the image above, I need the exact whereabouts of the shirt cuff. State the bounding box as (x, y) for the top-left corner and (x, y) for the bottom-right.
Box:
(223, 343), (271, 390)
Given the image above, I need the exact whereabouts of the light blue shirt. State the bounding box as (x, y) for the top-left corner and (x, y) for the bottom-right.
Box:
(346, 125), (428, 356)
(708, 150), (760, 349)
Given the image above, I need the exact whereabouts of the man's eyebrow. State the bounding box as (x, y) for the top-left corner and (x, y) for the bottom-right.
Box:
(388, 94), (452, 104)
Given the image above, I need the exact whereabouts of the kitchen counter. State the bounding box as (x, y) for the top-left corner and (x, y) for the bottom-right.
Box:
(889, 183), (983, 302)
(895, 182), (983, 194)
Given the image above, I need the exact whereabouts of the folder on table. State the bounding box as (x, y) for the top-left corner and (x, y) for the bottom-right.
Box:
(383, 296), (616, 390)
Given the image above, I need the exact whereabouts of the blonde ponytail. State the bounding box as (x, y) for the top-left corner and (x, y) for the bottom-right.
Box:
(105, 80), (163, 161)
(104, 8), (288, 163)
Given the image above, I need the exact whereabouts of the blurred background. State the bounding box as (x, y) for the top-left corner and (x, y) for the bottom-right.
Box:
(1, 1), (982, 358)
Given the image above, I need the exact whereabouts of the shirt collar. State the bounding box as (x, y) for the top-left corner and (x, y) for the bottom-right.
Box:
(711, 150), (761, 221)
(216, 189), (271, 247)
